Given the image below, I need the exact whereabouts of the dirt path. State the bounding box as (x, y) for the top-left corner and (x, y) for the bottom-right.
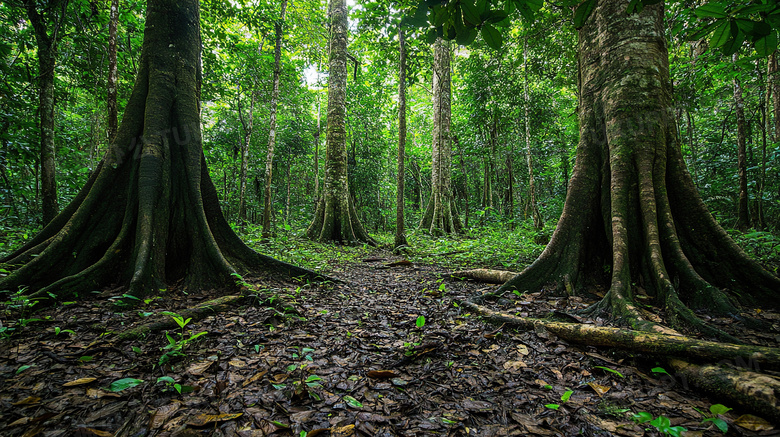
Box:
(0, 251), (777, 436)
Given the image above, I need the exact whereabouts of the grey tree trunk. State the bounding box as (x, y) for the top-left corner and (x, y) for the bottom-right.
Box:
(237, 85), (256, 223)
(394, 26), (408, 250)
(25, 0), (66, 224)
(262, 0), (288, 238)
(420, 38), (462, 235)
(108, 0), (119, 143)
(732, 53), (750, 231)
(523, 39), (543, 231)
(306, 0), (374, 244)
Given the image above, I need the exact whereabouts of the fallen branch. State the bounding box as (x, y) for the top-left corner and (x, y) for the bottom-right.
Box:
(459, 300), (780, 370)
(117, 291), (298, 341)
(461, 300), (780, 422)
(451, 269), (518, 284)
(670, 358), (780, 423)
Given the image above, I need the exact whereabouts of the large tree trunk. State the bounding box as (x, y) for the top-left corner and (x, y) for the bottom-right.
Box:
(394, 25), (408, 250)
(25, 0), (66, 225)
(262, 0), (287, 239)
(733, 53), (750, 231)
(420, 38), (462, 235)
(494, 0), (779, 336)
(306, 0), (374, 245)
(0, 0), (318, 301)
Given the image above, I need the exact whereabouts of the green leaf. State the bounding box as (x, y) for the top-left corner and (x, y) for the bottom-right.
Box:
(722, 25), (746, 56)
(755, 31), (778, 57)
(544, 403), (560, 410)
(695, 3), (727, 19)
(416, 315), (426, 328)
(650, 415), (671, 428)
(405, 2), (429, 27)
(157, 376), (175, 384)
(461, 0), (481, 25)
(573, 0), (596, 29)
(709, 404), (732, 415)
(688, 20), (720, 41)
(305, 375), (322, 382)
(561, 390), (573, 402)
(631, 412), (653, 424)
(343, 395), (363, 408)
(594, 366), (624, 377)
(16, 365), (32, 374)
(108, 377), (144, 392)
(485, 10), (508, 24)
(709, 20), (731, 48)
(651, 367), (669, 375)
(480, 23), (503, 49)
(426, 29), (439, 44)
(456, 28), (478, 45)
(702, 417), (728, 433)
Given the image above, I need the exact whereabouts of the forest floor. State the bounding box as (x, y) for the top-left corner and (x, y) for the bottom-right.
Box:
(1, 248), (779, 437)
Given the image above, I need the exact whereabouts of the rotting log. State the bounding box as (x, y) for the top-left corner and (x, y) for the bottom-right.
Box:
(451, 269), (518, 284)
(461, 300), (780, 422)
(459, 301), (780, 370)
(670, 358), (780, 423)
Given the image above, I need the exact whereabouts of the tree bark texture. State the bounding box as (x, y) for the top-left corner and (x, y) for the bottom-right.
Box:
(420, 38), (462, 235)
(0, 0), (318, 300)
(732, 53), (750, 231)
(25, 0), (66, 224)
(523, 39), (543, 231)
(262, 0), (287, 238)
(494, 0), (779, 337)
(394, 26), (408, 250)
(306, 0), (374, 245)
(237, 85), (256, 223)
(108, 0), (119, 143)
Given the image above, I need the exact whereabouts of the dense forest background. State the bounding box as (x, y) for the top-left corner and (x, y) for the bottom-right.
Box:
(0, 0), (777, 264)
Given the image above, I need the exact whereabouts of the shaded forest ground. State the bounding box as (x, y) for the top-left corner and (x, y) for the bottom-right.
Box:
(0, 231), (779, 436)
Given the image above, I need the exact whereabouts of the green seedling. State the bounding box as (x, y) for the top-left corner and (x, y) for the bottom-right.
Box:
(632, 412), (687, 437)
(416, 315), (426, 328)
(699, 404), (731, 433)
(53, 327), (75, 336)
(594, 366), (624, 378)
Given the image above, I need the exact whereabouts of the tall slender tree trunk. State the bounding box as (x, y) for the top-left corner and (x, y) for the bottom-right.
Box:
(420, 38), (462, 235)
(25, 0), (67, 224)
(394, 26), (408, 249)
(314, 84), (321, 204)
(108, 0), (119, 143)
(262, 0), (287, 238)
(306, 0), (373, 244)
(237, 88), (256, 223)
(733, 53), (750, 231)
(524, 39), (543, 230)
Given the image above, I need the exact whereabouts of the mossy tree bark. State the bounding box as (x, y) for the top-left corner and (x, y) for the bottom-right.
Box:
(0, 0), (317, 301)
(394, 25), (409, 250)
(262, 0), (287, 239)
(306, 0), (374, 245)
(733, 53), (750, 231)
(494, 0), (780, 337)
(420, 38), (462, 235)
(107, 0), (119, 143)
(25, 0), (67, 224)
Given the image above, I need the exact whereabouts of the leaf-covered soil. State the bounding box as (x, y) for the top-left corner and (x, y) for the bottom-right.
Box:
(1, 250), (779, 436)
